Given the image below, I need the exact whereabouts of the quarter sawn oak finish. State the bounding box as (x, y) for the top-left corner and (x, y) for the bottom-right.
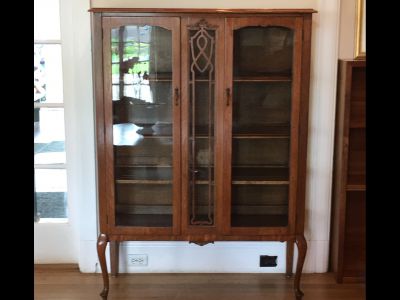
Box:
(91, 8), (315, 300)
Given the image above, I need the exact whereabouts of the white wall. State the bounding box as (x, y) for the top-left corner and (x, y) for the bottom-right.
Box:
(304, 0), (341, 272)
(34, 0), (97, 266)
(338, 0), (357, 59)
(63, 0), (98, 269)
(90, 0), (317, 9)
(36, 0), (344, 274)
(34, 223), (77, 263)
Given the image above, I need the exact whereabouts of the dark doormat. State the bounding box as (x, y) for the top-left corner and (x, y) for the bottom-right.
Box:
(35, 192), (67, 218)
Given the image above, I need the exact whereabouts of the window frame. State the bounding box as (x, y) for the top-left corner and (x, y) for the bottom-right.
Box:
(34, 12), (68, 223)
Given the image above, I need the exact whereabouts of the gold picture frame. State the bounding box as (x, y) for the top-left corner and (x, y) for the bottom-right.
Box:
(355, 0), (366, 59)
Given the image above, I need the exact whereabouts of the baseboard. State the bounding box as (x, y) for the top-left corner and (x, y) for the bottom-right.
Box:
(117, 241), (287, 273)
(79, 239), (329, 273)
(34, 264), (79, 271)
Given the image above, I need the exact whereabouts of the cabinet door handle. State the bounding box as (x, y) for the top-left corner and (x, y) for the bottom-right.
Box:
(174, 88), (180, 106)
(226, 88), (231, 106)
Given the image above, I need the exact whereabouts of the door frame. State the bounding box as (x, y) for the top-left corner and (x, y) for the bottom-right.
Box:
(101, 16), (182, 236)
(180, 17), (225, 238)
(223, 17), (304, 236)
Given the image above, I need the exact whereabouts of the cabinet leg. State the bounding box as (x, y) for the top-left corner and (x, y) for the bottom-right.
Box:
(110, 241), (120, 277)
(286, 240), (294, 278)
(294, 234), (307, 300)
(97, 233), (109, 299)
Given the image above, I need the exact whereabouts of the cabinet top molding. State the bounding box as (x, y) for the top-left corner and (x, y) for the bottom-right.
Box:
(89, 8), (317, 14)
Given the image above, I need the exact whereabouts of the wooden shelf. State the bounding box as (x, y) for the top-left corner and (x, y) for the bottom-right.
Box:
(116, 179), (172, 184)
(233, 124), (290, 136)
(231, 214), (288, 227)
(189, 136), (214, 139)
(115, 166), (173, 181)
(232, 165), (288, 181)
(115, 213), (172, 227)
(232, 180), (289, 185)
(233, 135), (289, 139)
(189, 80), (215, 83)
(233, 165), (287, 167)
(233, 75), (292, 82)
(116, 164), (172, 168)
(115, 102), (168, 106)
(116, 204), (172, 215)
(193, 180), (215, 185)
(115, 165), (173, 169)
(349, 125), (366, 129)
(232, 205), (287, 215)
(346, 184), (366, 191)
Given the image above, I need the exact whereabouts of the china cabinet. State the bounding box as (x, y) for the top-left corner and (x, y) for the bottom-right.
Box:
(90, 8), (315, 299)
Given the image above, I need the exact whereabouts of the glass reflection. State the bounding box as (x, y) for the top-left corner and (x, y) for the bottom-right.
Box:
(111, 25), (172, 102)
(113, 123), (144, 146)
(34, 44), (63, 103)
(112, 25), (172, 142)
(111, 24), (174, 227)
(34, 108), (66, 165)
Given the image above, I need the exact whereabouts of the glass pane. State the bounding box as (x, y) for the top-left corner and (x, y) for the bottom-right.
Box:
(34, 108), (65, 165)
(233, 82), (291, 134)
(34, 0), (61, 40)
(231, 185), (288, 227)
(111, 25), (173, 227)
(111, 25), (172, 101)
(35, 169), (67, 220)
(234, 26), (294, 77)
(188, 26), (216, 226)
(34, 44), (63, 103)
(115, 184), (172, 226)
(231, 26), (293, 227)
(232, 138), (289, 166)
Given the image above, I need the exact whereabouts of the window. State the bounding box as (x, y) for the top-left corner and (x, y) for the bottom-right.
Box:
(34, 0), (68, 222)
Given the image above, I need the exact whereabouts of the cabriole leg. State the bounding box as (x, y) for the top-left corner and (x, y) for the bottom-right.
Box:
(97, 233), (109, 299)
(294, 234), (307, 300)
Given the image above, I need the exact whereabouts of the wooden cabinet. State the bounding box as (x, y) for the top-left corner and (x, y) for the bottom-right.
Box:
(91, 8), (315, 299)
(330, 59), (366, 283)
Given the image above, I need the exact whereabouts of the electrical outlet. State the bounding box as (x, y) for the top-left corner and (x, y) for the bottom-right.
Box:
(260, 255), (277, 267)
(128, 254), (148, 266)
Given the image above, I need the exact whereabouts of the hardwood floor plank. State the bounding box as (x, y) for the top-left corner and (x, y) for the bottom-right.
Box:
(34, 265), (365, 300)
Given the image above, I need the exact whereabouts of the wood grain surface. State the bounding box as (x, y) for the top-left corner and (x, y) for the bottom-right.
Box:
(34, 265), (365, 300)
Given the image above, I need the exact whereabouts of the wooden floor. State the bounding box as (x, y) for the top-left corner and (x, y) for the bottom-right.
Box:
(34, 265), (365, 300)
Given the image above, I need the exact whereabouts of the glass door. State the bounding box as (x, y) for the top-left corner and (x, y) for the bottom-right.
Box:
(224, 17), (303, 235)
(102, 17), (181, 234)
